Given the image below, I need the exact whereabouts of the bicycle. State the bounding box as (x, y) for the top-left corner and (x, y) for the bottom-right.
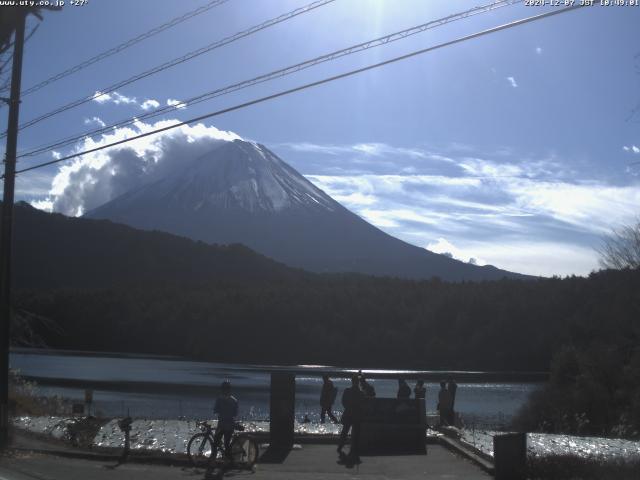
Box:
(187, 421), (259, 469)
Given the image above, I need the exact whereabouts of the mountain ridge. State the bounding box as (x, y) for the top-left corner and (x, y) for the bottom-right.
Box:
(8, 201), (301, 290)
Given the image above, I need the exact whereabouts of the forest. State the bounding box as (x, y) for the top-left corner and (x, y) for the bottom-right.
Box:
(13, 268), (639, 372)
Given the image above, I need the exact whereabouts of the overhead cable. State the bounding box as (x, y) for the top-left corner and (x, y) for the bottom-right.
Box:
(4, 0), (336, 137)
(0, 0), (230, 97)
(18, 0), (522, 158)
(12, 4), (585, 177)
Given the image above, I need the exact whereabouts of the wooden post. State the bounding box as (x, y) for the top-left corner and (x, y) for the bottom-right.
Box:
(269, 372), (295, 450)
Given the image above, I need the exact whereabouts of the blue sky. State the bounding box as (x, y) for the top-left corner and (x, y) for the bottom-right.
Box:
(2, 0), (639, 276)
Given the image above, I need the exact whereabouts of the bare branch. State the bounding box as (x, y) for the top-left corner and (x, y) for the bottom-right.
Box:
(598, 220), (640, 270)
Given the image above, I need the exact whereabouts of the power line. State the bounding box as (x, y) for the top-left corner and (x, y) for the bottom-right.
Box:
(3, 0), (336, 138)
(12, 4), (585, 177)
(18, 0), (523, 159)
(0, 0), (230, 97)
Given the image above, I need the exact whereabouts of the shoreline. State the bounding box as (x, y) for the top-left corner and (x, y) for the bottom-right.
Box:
(11, 347), (549, 383)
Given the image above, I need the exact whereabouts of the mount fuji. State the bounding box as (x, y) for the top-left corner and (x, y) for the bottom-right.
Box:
(86, 139), (523, 281)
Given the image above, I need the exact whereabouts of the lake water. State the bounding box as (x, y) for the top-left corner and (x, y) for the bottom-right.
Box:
(10, 349), (542, 428)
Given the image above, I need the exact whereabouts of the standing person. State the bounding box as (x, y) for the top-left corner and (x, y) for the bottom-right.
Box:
(397, 378), (411, 399)
(320, 375), (339, 424)
(437, 381), (452, 426)
(360, 376), (376, 398)
(447, 379), (458, 425)
(212, 380), (238, 460)
(414, 380), (426, 399)
(414, 379), (427, 426)
(337, 374), (363, 459)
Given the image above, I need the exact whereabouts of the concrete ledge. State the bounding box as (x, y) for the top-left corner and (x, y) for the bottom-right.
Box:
(438, 436), (495, 475)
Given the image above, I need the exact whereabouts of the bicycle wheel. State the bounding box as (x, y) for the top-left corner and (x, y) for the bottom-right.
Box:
(187, 432), (214, 468)
(230, 434), (259, 468)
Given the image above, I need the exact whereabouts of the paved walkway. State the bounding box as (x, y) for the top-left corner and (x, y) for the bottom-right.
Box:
(257, 444), (491, 479)
(1, 444), (490, 480)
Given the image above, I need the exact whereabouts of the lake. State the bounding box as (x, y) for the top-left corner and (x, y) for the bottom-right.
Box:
(10, 349), (543, 428)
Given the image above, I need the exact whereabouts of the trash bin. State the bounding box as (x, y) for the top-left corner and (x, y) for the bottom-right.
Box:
(493, 432), (526, 480)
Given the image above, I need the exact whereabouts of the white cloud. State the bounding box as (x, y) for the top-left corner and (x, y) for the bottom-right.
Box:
(92, 91), (161, 111)
(42, 119), (242, 217)
(634, 146), (640, 154)
(505, 180), (640, 235)
(92, 91), (111, 104)
(277, 141), (438, 161)
(111, 92), (137, 105)
(30, 199), (53, 212)
(535, 47), (543, 54)
(331, 191), (377, 206)
(92, 90), (137, 106)
(453, 241), (599, 278)
(458, 157), (524, 178)
(167, 98), (187, 109)
(506, 76), (518, 88)
(426, 237), (487, 266)
(84, 116), (106, 128)
(141, 99), (160, 111)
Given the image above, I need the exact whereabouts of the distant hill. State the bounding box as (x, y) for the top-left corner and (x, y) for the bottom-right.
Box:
(8, 202), (300, 290)
(86, 139), (528, 281)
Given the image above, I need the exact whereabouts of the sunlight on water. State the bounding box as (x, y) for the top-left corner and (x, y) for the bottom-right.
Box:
(9, 350), (542, 428)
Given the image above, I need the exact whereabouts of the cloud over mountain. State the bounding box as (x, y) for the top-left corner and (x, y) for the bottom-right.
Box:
(43, 120), (241, 216)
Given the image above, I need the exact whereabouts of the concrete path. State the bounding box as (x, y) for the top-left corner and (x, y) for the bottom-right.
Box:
(257, 444), (491, 479)
(0, 444), (491, 479)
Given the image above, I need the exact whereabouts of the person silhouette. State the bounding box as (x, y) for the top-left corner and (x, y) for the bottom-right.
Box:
(414, 380), (426, 399)
(320, 375), (339, 424)
(337, 374), (363, 460)
(447, 379), (458, 425)
(212, 380), (238, 460)
(397, 378), (411, 399)
(360, 376), (376, 398)
(437, 381), (452, 426)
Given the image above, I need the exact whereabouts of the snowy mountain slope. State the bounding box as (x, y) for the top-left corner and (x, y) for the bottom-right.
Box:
(86, 139), (525, 281)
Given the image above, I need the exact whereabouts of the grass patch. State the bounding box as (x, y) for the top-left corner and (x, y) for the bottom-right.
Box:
(9, 369), (72, 417)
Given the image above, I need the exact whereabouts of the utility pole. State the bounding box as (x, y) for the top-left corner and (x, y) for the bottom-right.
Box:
(0, 10), (26, 449)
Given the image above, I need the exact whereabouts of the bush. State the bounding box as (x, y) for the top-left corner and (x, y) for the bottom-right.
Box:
(512, 345), (640, 439)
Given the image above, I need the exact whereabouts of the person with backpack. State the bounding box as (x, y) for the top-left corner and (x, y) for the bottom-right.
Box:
(320, 374), (339, 423)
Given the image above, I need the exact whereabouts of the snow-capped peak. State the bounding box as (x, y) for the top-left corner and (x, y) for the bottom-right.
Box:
(159, 140), (336, 214)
